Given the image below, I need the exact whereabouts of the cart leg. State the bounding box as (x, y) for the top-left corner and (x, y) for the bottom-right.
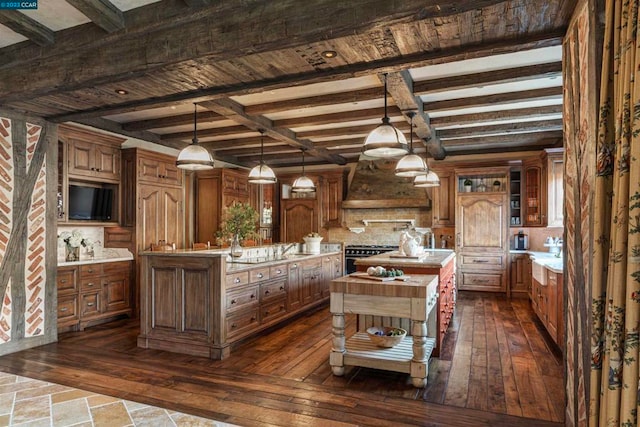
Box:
(411, 319), (428, 387)
(330, 313), (345, 376)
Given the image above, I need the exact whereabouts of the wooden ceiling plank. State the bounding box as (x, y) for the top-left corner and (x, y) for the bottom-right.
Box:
(39, 34), (564, 123)
(65, 0), (125, 33)
(0, 10), (54, 46)
(273, 106), (400, 128)
(413, 61), (562, 94)
(160, 124), (250, 142)
(121, 110), (226, 131)
(437, 119), (563, 139)
(182, 0), (212, 6)
(430, 104), (563, 127)
(200, 98), (347, 165)
(423, 86), (563, 112)
(441, 130), (563, 146)
(385, 70), (446, 160)
(0, 0), (509, 103)
(297, 122), (411, 139)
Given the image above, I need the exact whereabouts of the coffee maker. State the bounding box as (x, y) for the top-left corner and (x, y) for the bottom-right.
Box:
(514, 231), (528, 250)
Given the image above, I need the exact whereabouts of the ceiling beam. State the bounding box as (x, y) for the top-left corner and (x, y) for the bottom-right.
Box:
(0, 0), (509, 103)
(437, 119), (563, 139)
(441, 130), (563, 147)
(121, 110), (227, 131)
(413, 62), (562, 95)
(273, 106), (401, 128)
(200, 98), (347, 165)
(40, 33), (564, 122)
(161, 125), (250, 142)
(297, 122), (411, 139)
(423, 86), (563, 113)
(384, 71), (446, 160)
(182, 0), (212, 6)
(430, 104), (563, 127)
(0, 10), (54, 46)
(65, 0), (125, 33)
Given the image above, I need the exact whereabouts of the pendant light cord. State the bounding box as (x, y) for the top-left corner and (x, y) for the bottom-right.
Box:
(408, 112), (414, 153)
(383, 73), (389, 122)
(259, 129), (265, 165)
(192, 104), (198, 145)
(301, 150), (306, 175)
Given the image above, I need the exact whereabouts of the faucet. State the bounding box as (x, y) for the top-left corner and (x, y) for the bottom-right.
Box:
(281, 243), (299, 257)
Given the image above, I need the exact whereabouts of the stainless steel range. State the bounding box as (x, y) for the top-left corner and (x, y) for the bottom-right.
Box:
(344, 244), (398, 274)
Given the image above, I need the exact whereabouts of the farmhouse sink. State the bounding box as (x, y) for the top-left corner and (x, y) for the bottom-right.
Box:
(532, 260), (547, 285)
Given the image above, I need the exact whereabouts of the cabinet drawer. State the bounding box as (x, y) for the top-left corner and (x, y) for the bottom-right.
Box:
(301, 259), (322, 271)
(226, 286), (259, 313)
(269, 264), (288, 278)
(460, 255), (503, 268)
(80, 277), (102, 292)
(102, 261), (130, 276)
(226, 272), (249, 289)
(460, 271), (504, 292)
(261, 280), (287, 301)
(57, 268), (77, 294)
(226, 308), (259, 338)
(57, 295), (78, 322)
(80, 264), (103, 277)
(261, 297), (287, 323)
(80, 292), (101, 317)
(249, 267), (270, 283)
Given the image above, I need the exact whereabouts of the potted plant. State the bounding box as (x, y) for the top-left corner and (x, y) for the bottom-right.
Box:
(463, 178), (473, 192)
(220, 202), (259, 257)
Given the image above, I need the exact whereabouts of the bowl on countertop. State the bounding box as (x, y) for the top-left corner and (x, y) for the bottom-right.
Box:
(366, 326), (407, 348)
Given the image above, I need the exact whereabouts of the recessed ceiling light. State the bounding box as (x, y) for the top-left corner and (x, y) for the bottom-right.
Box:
(321, 50), (338, 58)
(115, 89), (128, 95)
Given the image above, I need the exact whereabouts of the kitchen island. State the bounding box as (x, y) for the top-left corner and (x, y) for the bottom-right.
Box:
(138, 245), (343, 359)
(354, 249), (456, 356)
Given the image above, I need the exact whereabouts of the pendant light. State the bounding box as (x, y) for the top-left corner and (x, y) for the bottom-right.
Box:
(395, 112), (428, 177)
(291, 149), (315, 193)
(176, 104), (215, 170)
(248, 129), (277, 184)
(362, 73), (408, 157)
(413, 170), (440, 187)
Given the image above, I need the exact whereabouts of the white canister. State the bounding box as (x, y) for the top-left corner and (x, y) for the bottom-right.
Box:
(303, 236), (323, 254)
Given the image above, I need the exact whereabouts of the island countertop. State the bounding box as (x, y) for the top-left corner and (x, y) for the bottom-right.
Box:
(354, 249), (455, 269)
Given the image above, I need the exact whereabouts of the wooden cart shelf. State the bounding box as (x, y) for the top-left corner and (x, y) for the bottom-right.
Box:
(330, 273), (439, 388)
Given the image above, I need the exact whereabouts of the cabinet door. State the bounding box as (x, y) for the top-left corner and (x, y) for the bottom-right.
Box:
(546, 270), (559, 342)
(68, 139), (94, 177)
(287, 261), (302, 311)
(93, 144), (120, 181)
(433, 169), (455, 227)
(280, 199), (318, 243)
(523, 163), (546, 226)
(139, 185), (162, 251)
(104, 273), (130, 313)
(160, 161), (183, 186)
(320, 173), (344, 227)
(510, 254), (529, 296)
(547, 154), (564, 227)
(161, 187), (184, 248)
(195, 174), (221, 244)
(457, 194), (507, 252)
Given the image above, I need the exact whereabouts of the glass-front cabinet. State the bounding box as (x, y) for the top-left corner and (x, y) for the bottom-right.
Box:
(523, 160), (546, 227)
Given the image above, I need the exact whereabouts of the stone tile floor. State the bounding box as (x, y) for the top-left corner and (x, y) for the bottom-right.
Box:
(0, 371), (237, 427)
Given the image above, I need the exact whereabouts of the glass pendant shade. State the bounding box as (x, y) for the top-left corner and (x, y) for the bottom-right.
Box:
(413, 170), (440, 187)
(292, 150), (315, 192)
(248, 164), (277, 184)
(363, 74), (408, 157)
(248, 130), (277, 184)
(395, 153), (428, 177)
(176, 104), (214, 170)
(395, 112), (427, 177)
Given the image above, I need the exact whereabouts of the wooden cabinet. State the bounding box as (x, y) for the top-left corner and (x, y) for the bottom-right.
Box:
(455, 181), (509, 292)
(287, 261), (302, 311)
(57, 261), (132, 331)
(138, 184), (183, 252)
(530, 263), (564, 349)
(509, 253), (530, 297)
(321, 253), (343, 298)
(278, 169), (347, 242)
(546, 149), (564, 227)
(432, 169), (455, 227)
(280, 199), (319, 243)
(509, 168), (522, 227)
(546, 269), (559, 340)
(194, 168), (250, 245)
(523, 159), (546, 226)
(122, 148), (184, 250)
(136, 152), (183, 187)
(60, 125), (124, 183)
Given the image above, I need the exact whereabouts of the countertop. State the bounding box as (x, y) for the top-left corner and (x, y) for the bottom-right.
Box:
(330, 273), (439, 298)
(58, 248), (134, 267)
(509, 250), (563, 273)
(354, 249), (455, 268)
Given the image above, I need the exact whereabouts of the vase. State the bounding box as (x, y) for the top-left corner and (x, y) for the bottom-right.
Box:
(230, 235), (243, 258)
(65, 246), (79, 262)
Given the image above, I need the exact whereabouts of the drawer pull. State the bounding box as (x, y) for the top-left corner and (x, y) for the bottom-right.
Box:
(60, 279), (67, 283)
(251, 294), (255, 299)
(234, 277), (241, 284)
(87, 269), (94, 273)
(87, 303), (94, 307)
(230, 299), (237, 305)
(60, 307), (68, 312)
(265, 311), (269, 315)
(231, 323), (237, 328)
(257, 273), (263, 279)
(251, 316), (256, 322)
(279, 286), (284, 291)
(87, 283), (94, 287)
(292, 263), (298, 269)
(276, 269), (282, 274)
(265, 290), (270, 295)
(473, 260), (489, 263)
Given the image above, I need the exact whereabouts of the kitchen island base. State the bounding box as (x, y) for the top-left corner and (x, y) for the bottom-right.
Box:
(330, 274), (438, 388)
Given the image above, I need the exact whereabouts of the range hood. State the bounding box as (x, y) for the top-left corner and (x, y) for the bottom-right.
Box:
(342, 156), (431, 209)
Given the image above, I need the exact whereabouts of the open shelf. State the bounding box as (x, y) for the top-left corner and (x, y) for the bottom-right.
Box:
(343, 333), (436, 373)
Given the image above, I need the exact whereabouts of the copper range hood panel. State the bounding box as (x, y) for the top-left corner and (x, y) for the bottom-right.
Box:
(342, 156), (431, 209)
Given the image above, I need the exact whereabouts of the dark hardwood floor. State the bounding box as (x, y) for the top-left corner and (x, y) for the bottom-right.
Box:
(0, 293), (564, 426)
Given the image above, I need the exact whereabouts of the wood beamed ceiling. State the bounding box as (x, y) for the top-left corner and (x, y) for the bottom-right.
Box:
(0, 0), (576, 168)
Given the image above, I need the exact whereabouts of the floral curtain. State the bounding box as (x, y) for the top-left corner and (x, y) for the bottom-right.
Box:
(591, 0), (640, 425)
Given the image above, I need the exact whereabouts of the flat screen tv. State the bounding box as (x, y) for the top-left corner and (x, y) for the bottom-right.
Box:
(68, 185), (113, 221)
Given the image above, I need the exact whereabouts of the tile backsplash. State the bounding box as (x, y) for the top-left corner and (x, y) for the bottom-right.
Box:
(509, 226), (563, 251)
